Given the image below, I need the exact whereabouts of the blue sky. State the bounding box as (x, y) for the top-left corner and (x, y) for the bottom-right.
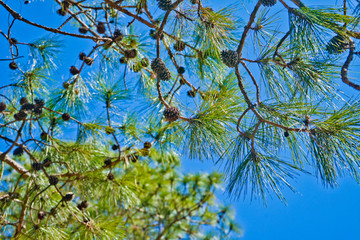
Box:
(1, 0), (360, 239)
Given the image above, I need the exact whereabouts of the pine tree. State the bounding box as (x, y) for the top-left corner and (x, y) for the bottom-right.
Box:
(1, 0), (360, 238)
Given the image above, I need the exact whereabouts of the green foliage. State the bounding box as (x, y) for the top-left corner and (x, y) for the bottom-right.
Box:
(2, 0), (360, 238)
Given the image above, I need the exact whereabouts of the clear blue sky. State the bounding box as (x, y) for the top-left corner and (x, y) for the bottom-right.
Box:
(1, 0), (360, 239)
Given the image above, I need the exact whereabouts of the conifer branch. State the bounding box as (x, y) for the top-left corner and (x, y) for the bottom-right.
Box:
(0, 152), (30, 178)
(237, 1), (261, 56)
(341, 40), (360, 90)
(0, 0), (106, 42)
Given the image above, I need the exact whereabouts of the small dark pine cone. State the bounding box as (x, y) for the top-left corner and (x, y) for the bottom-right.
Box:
(14, 111), (27, 121)
(34, 98), (45, 107)
(79, 52), (86, 60)
(33, 224), (40, 230)
(57, 8), (67, 16)
(97, 22), (106, 34)
(62, 113), (71, 121)
(48, 175), (59, 185)
(326, 35), (348, 54)
(174, 40), (186, 52)
(157, 0), (173, 11)
(144, 141), (152, 149)
(20, 97), (28, 105)
(113, 29), (123, 41)
(260, 0), (277, 7)
(104, 158), (112, 166)
(120, 57), (127, 64)
(63, 192), (75, 202)
(150, 29), (164, 40)
(151, 58), (166, 74)
(177, 66), (185, 74)
(24, 0), (29, 4)
(77, 203), (83, 210)
(40, 132), (48, 141)
(112, 144), (119, 151)
(163, 107), (180, 122)
(13, 147), (24, 156)
(70, 66), (80, 75)
(187, 90), (196, 98)
(129, 154), (138, 163)
(77, 200), (89, 210)
(190, 0), (198, 4)
(78, 27), (88, 34)
(221, 50), (239, 68)
(124, 49), (137, 59)
(284, 131), (289, 137)
(107, 173), (115, 180)
(141, 58), (150, 67)
(32, 162), (43, 171)
(179, 78), (186, 85)
(84, 57), (94, 65)
(80, 200), (89, 209)
(158, 69), (171, 81)
(10, 38), (18, 45)
(0, 102), (6, 112)
(33, 107), (43, 115)
(9, 62), (18, 70)
(62, 0), (70, 10)
(42, 157), (51, 168)
(21, 103), (35, 112)
(37, 211), (46, 220)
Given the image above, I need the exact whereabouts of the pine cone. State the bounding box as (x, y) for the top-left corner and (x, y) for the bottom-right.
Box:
(9, 62), (18, 70)
(326, 35), (349, 54)
(158, 68), (171, 81)
(113, 29), (123, 41)
(21, 103), (35, 112)
(104, 158), (112, 166)
(37, 211), (46, 220)
(20, 97), (29, 105)
(77, 200), (89, 210)
(221, 50), (239, 68)
(187, 90), (196, 98)
(78, 27), (88, 34)
(70, 66), (80, 75)
(33, 107), (43, 115)
(177, 66), (185, 74)
(83, 57), (94, 65)
(14, 111), (27, 121)
(48, 175), (59, 185)
(141, 58), (150, 67)
(63, 192), (75, 201)
(107, 173), (115, 180)
(120, 57), (127, 64)
(151, 58), (166, 74)
(260, 0), (277, 7)
(124, 49), (137, 59)
(62, 113), (71, 121)
(79, 52), (86, 60)
(32, 162), (43, 171)
(34, 98), (45, 107)
(174, 40), (186, 52)
(144, 142), (152, 149)
(13, 147), (24, 156)
(163, 107), (180, 122)
(157, 0), (173, 11)
(0, 102), (6, 112)
(97, 22), (106, 34)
